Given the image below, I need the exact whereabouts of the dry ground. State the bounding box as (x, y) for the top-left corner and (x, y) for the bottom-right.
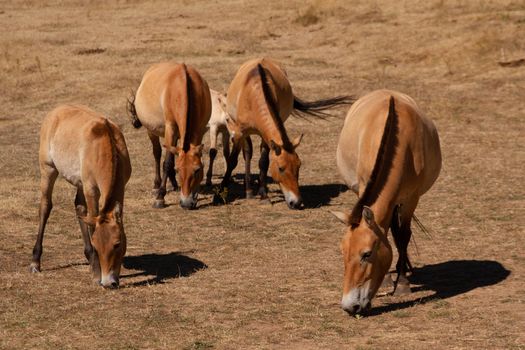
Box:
(1, 0), (524, 349)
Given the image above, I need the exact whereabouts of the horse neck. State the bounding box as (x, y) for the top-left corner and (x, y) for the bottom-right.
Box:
(369, 147), (407, 231)
(250, 89), (288, 146)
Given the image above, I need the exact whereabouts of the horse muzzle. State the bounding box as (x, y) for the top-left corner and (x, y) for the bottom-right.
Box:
(180, 193), (198, 210)
(99, 273), (119, 289)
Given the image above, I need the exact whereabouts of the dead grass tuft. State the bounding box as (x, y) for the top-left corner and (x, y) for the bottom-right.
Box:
(75, 48), (106, 55)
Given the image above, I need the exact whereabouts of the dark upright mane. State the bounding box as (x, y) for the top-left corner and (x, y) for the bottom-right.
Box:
(101, 119), (119, 214)
(256, 63), (293, 151)
(350, 96), (399, 226)
(182, 64), (192, 152)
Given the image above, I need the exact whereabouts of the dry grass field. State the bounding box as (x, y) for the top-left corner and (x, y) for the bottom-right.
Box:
(1, 0), (524, 348)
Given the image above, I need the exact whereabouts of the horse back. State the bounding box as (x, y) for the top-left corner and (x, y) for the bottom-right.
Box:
(337, 89), (441, 198)
(226, 57), (294, 128)
(40, 105), (131, 192)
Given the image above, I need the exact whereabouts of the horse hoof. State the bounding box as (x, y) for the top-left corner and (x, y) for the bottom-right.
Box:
(257, 188), (268, 199)
(29, 263), (41, 273)
(213, 194), (225, 205)
(246, 190), (255, 199)
(152, 199), (166, 209)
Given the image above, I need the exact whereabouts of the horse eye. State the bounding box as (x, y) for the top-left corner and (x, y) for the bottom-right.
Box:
(278, 166), (285, 173)
(194, 167), (202, 174)
(361, 251), (372, 262)
(114, 242), (121, 250)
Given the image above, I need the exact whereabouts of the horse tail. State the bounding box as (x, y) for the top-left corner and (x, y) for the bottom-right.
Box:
(127, 90), (142, 129)
(292, 94), (354, 119)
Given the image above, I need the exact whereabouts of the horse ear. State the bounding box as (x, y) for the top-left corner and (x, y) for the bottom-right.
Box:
(292, 134), (304, 149)
(362, 206), (376, 227)
(330, 210), (351, 225)
(114, 202), (122, 225)
(192, 144), (204, 157)
(79, 215), (98, 226)
(270, 140), (282, 155)
(167, 145), (182, 155)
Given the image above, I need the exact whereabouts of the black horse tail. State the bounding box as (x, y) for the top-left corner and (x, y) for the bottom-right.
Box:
(127, 90), (142, 129)
(292, 94), (355, 119)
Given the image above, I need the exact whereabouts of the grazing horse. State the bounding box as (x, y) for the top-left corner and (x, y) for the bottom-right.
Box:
(128, 62), (212, 209)
(31, 105), (132, 288)
(205, 89), (231, 186)
(331, 89), (441, 315)
(216, 57), (353, 209)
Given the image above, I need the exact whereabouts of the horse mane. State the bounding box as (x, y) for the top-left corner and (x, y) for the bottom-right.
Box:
(101, 118), (118, 214)
(181, 63), (192, 152)
(349, 96), (399, 226)
(256, 63), (293, 151)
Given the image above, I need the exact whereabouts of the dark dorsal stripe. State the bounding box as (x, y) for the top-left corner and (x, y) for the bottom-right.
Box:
(256, 63), (293, 151)
(101, 119), (118, 214)
(182, 63), (193, 152)
(350, 96), (399, 226)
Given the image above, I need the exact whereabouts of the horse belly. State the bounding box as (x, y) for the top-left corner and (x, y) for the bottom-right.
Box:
(49, 143), (82, 187)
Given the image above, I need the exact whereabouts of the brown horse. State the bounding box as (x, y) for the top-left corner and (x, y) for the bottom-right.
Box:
(331, 90), (442, 315)
(31, 105), (132, 288)
(128, 62), (212, 209)
(215, 57), (353, 209)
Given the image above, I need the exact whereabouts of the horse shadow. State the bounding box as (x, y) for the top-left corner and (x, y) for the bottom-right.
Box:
(301, 183), (348, 208)
(121, 251), (207, 287)
(368, 260), (510, 316)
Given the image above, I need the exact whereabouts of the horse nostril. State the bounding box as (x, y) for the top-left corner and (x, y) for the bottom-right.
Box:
(110, 281), (119, 289)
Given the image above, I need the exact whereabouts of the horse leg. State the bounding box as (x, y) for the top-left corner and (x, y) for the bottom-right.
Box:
(74, 188), (93, 263)
(83, 183), (101, 283)
(154, 123), (177, 208)
(213, 136), (243, 204)
(148, 131), (162, 192)
(30, 165), (58, 273)
(257, 141), (270, 199)
(391, 199), (418, 295)
(206, 125), (218, 187)
(221, 128), (230, 165)
(242, 136), (254, 198)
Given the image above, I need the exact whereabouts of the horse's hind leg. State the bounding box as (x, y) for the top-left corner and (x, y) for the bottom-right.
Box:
(30, 164), (58, 273)
(74, 188), (92, 263)
(257, 141), (270, 199)
(214, 135), (242, 204)
(242, 136), (254, 198)
(148, 132), (163, 191)
(206, 125), (218, 186)
(391, 199), (418, 295)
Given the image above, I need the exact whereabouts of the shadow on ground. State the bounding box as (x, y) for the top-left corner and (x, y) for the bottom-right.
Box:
(122, 251), (207, 287)
(301, 183), (348, 208)
(368, 260), (510, 316)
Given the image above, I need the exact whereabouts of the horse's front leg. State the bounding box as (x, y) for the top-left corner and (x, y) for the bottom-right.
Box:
(213, 135), (243, 204)
(242, 136), (254, 198)
(257, 141), (270, 199)
(30, 165), (58, 273)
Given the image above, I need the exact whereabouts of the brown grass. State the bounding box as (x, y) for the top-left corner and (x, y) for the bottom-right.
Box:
(1, 0), (525, 349)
